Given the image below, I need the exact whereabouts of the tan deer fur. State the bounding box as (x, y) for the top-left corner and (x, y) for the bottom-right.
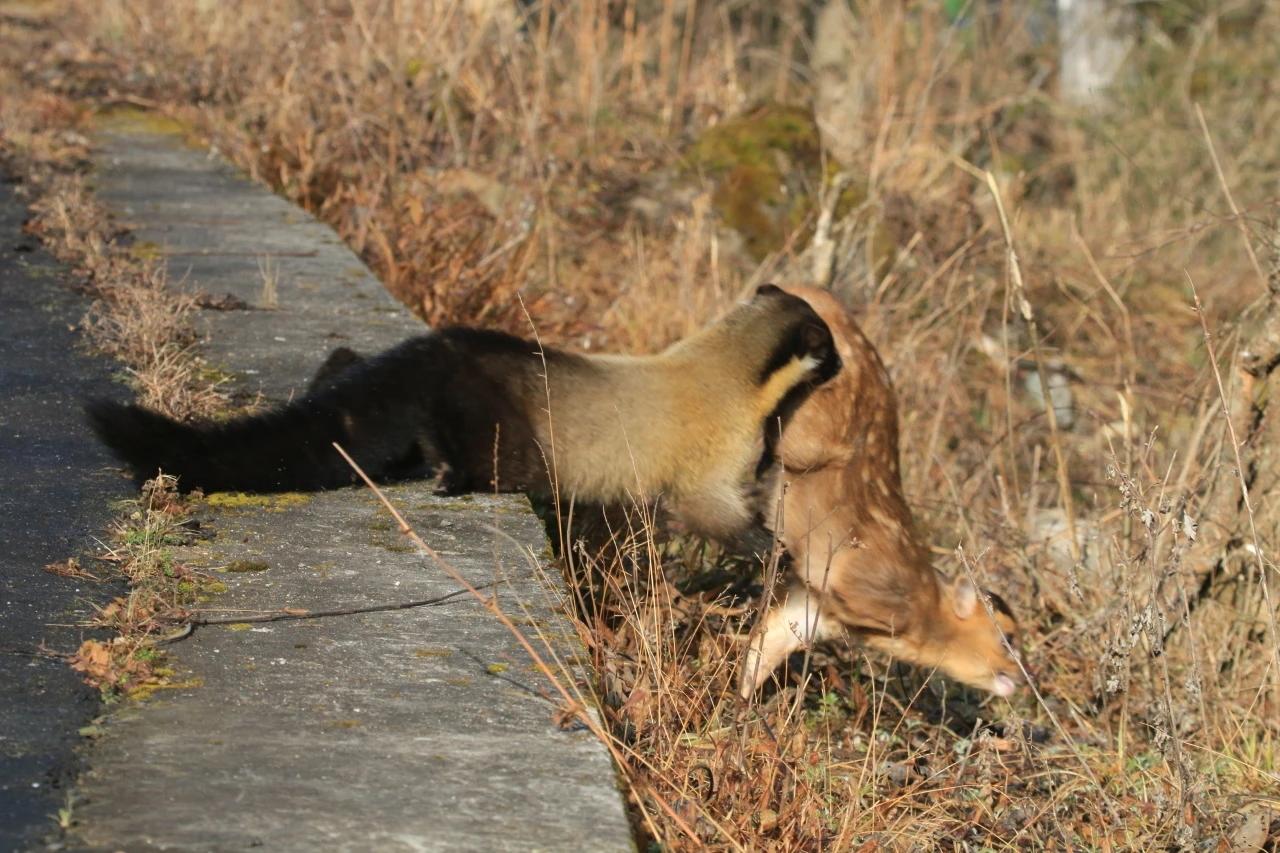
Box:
(740, 285), (1023, 699)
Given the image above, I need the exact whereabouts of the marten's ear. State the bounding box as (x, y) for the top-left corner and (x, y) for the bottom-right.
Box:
(755, 283), (785, 298)
(952, 578), (978, 619)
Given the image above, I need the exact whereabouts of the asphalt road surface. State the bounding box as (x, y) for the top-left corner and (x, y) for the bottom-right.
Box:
(0, 176), (127, 851)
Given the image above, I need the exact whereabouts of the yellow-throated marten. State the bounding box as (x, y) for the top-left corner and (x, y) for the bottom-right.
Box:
(87, 285), (841, 543)
(740, 285), (1023, 698)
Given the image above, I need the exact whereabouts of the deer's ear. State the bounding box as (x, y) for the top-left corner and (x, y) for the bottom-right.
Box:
(952, 578), (978, 620)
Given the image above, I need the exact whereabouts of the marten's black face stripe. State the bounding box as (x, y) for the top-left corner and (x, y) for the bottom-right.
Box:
(756, 319), (833, 385)
(986, 590), (1016, 621)
(805, 322), (842, 384)
(751, 298), (843, 481)
(753, 291), (841, 387)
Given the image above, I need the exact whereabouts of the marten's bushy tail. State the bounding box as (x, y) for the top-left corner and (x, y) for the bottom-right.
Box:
(85, 337), (443, 492)
(85, 399), (371, 491)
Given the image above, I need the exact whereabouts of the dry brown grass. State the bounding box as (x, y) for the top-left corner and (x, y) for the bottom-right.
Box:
(5, 0), (1280, 847)
(0, 54), (226, 418)
(24, 175), (227, 417)
(0, 14), (226, 703)
(67, 475), (213, 701)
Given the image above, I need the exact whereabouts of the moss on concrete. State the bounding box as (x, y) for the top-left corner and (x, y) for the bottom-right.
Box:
(205, 492), (311, 511)
(94, 106), (194, 142)
(127, 240), (163, 261)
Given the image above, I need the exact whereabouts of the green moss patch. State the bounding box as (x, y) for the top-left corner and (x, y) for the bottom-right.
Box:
(94, 106), (195, 140)
(205, 491), (311, 511)
(684, 104), (823, 259)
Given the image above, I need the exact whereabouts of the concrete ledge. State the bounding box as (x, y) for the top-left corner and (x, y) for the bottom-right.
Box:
(92, 117), (413, 402)
(73, 117), (633, 851)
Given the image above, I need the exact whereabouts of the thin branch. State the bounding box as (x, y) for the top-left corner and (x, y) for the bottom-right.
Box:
(1186, 273), (1280, 702)
(183, 578), (516, 627)
(1194, 103), (1269, 293)
(951, 155), (1081, 562)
